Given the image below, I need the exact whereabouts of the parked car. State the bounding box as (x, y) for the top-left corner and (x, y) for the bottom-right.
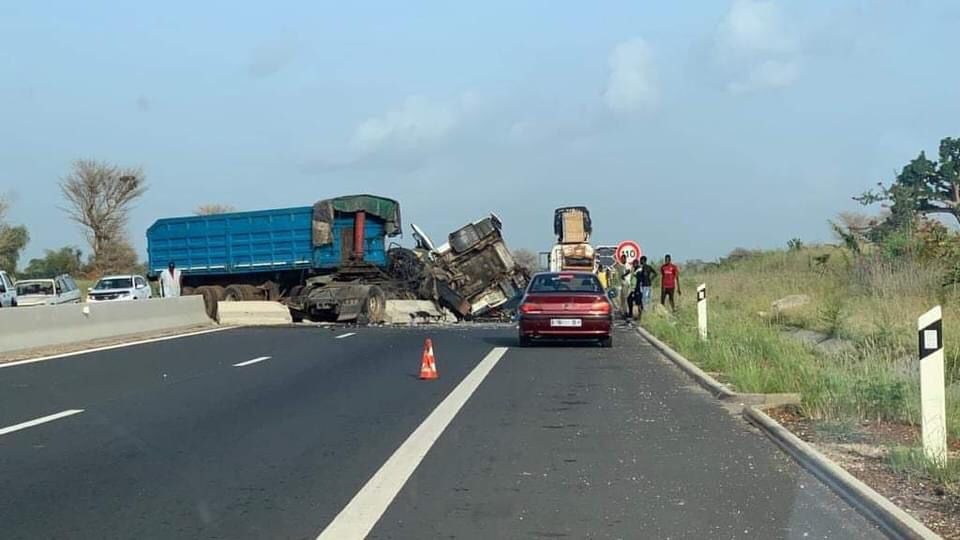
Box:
(87, 275), (153, 302)
(0, 270), (16, 307)
(517, 271), (613, 347)
(15, 275), (82, 306)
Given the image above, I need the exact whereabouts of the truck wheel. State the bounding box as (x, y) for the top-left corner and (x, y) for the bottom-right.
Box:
(361, 286), (386, 324)
(196, 286), (220, 320)
(239, 284), (261, 300)
(223, 285), (246, 302)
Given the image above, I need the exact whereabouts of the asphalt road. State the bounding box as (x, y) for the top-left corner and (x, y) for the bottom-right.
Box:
(0, 324), (885, 539)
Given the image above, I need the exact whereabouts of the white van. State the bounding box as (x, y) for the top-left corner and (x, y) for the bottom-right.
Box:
(15, 275), (82, 306)
(0, 270), (16, 307)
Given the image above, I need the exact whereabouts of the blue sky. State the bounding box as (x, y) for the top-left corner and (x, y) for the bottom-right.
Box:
(2, 1), (959, 264)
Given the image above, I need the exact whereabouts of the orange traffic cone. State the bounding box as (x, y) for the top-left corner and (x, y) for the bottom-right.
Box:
(419, 338), (438, 380)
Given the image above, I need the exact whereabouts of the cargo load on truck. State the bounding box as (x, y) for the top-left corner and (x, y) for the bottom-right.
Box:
(549, 206), (596, 272)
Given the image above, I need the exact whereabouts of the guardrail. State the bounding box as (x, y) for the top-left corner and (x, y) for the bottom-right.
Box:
(0, 297), (210, 354)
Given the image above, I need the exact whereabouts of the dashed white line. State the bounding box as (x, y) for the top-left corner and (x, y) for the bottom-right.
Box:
(0, 409), (85, 437)
(233, 356), (271, 368)
(335, 332), (357, 340)
(317, 346), (509, 539)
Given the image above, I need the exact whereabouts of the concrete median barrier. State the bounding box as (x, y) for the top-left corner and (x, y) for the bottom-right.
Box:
(216, 301), (293, 326)
(0, 297), (210, 354)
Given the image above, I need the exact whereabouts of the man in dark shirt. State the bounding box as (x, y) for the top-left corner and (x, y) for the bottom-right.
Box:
(633, 255), (657, 319)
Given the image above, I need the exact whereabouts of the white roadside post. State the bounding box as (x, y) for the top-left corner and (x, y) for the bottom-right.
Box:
(917, 305), (947, 465)
(697, 283), (707, 341)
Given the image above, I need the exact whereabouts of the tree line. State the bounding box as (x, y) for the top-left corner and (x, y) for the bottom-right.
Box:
(0, 160), (234, 279)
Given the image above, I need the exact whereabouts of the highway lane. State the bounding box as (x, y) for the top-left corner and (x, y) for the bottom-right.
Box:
(0, 325), (884, 539)
(0, 326), (500, 539)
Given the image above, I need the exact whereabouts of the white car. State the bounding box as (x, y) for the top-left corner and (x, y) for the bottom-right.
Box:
(0, 270), (16, 307)
(87, 275), (153, 302)
(15, 275), (82, 306)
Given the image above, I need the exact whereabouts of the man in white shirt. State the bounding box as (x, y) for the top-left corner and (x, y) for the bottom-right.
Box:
(159, 261), (182, 298)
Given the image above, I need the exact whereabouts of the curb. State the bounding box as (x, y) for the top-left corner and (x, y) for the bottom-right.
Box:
(635, 325), (735, 399)
(744, 406), (939, 540)
(635, 325), (941, 540)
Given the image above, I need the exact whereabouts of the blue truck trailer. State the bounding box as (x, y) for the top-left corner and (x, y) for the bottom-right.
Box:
(147, 194), (403, 321)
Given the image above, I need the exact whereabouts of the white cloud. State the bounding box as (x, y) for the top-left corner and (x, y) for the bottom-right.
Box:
(351, 94), (476, 153)
(603, 38), (658, 113)
(715, 0), (800, 93)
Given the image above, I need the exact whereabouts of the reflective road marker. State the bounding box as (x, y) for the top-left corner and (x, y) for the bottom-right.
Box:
(697, 283), (707, 341)
(918, 305), (947, 465)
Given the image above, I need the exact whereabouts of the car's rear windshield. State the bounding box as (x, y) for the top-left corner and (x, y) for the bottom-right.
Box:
(94, 278), (133, 290)
(528, 274), (602, 293)
(16, 281), (54, 296)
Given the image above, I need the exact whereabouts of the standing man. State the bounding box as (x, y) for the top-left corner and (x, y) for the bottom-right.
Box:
(634, 255), (657, 319)
(619, 254), (634, 319)
(159, 261), (182, 298)
(660, 254), (681, 311)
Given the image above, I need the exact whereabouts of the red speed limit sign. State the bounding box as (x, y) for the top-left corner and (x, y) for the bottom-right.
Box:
(615, 240), (642, 265)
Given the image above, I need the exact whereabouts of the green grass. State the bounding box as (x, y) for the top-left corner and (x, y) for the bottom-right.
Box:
(887, 447), (960, 494)
(643, 245), (960, 440)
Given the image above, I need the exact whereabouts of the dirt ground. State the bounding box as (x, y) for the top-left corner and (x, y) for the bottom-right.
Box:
(769, 406), (960, 539)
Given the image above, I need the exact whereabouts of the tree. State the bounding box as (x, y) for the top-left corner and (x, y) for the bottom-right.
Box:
(512, 248), (540, 273)
(857, 137), (960, 228)
(59, 160), (147, 274)
(21, 246), (84, 279)
(0, 195), (29, 273)
(195, 204), (236, 215)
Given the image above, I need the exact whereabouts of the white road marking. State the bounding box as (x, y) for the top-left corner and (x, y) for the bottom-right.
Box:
(317, 346), (509, 540)
(0, 409), (85, 437)
(335, 332), (357, 339)
(0, 327), (234, 370)
(233, 356), (271, 368)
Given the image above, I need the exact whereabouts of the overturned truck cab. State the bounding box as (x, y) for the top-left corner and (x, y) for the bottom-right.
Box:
(412, 214), (529, 320)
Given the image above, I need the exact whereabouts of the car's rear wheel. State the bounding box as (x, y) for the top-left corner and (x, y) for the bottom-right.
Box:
(599, 335), (613, 348)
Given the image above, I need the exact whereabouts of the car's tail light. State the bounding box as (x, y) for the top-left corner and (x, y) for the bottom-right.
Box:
(590, 301), (611, 314)
(519, 302), (541, 314)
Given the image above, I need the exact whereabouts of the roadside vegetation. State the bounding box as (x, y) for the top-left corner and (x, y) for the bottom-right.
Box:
(645, 136), (960, 492)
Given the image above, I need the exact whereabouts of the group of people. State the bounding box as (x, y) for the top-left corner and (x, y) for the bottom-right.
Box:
(613, 254), (680, 320)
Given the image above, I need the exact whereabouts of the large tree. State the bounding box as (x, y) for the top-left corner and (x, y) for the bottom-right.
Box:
(21, 246), (84, 279)
(857, 137), (960, 228)
(512, 248), (540, 274)
(60, 160), (147, 274)
(195, 203), (236, 215)
(0, 195), (30, 273)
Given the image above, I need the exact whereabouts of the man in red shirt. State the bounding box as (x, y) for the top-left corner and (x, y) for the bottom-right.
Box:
(660, 254), (681, 310)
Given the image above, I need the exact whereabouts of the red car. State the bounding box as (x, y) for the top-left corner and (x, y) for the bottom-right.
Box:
(517, 272), (613, 347)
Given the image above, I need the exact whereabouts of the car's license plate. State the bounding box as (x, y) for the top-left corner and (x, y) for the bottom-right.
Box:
(550, 318), (582, 327)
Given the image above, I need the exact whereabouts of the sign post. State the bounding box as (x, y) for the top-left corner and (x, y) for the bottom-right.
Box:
(697, 284), (707, 341)
(615, 240), (642, 266)
(918, 306), (947, 465)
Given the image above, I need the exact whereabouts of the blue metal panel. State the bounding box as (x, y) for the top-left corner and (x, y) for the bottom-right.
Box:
(147, 207), (316, 277)
(146, 206), (389, 277)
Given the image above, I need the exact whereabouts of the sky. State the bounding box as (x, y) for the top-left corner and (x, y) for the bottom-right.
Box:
(2, 0), (959, 264)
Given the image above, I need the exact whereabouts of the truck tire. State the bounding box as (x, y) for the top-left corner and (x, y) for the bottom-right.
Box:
(223, 285), (246, 302)
(239, 284), (261, 300)
(197, 286), (223, 320)
(360, 286), (386, 324)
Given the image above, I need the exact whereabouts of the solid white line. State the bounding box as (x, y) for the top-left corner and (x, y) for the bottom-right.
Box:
(317, 346), (509, 540)
(0, 327), (234, 370)
(335, 332), (357, 339)
(233, 356), (271, 367)
(0, 409), (85, 437)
